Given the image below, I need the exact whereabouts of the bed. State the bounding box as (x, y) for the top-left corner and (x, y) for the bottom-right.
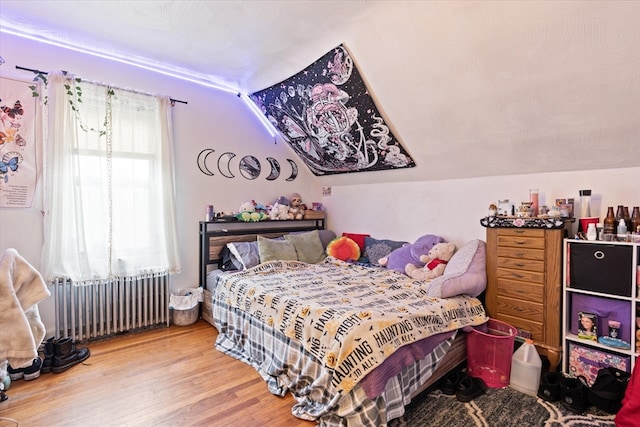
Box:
(199, 219), (488, 426)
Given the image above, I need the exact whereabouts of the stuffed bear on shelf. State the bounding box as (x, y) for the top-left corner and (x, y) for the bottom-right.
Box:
(288, 193), (307, 220)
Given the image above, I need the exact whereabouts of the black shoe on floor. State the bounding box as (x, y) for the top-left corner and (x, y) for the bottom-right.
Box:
(441, 370), (465, 395)
(456, 376), (486, 402)
(538, 371), (564, 402)
(560, 376), (589, 414)
(7, 357), (43, 381)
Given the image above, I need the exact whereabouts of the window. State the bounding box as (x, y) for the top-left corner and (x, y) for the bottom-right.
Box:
(41, 72), (180, 281)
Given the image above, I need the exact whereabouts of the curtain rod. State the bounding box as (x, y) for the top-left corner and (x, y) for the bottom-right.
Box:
(15, 65), (188, 105)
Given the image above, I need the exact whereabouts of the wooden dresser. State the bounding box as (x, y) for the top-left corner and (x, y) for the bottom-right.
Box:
(483, 218), (569, 370)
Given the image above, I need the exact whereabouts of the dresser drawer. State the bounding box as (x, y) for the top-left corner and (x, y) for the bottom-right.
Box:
(496, 296), (544, 323)
(497, 235), (545, 249)
(497, 278), (544, 302)
(496, 257), (544, 272)
(497, 246), (545, 261)
(495, 314), (544, 343)
(497, 267), (544, 284)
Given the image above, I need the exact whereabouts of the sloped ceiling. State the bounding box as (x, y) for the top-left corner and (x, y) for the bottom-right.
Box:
(1, 1), (639, 185)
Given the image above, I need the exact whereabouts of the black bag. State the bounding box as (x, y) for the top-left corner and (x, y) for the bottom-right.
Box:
(587, 367), (631, 413)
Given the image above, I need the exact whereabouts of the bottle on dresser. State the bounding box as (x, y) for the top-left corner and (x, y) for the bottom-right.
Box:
(631, 206), (640, 234)
(603, 207), (616, 236)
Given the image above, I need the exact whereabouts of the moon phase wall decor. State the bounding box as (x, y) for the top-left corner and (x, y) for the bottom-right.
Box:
(286, 159), (298, 181)
(217, 151), (236, 178)
(239, 155), (261, 180)
(196, 150), (298, 181)
(265, 157), (281, 180)
(196, 149), (216, 176)
(249, 44), (415, 176)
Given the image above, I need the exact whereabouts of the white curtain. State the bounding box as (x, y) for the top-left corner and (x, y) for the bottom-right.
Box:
(41, 71), (181, 281)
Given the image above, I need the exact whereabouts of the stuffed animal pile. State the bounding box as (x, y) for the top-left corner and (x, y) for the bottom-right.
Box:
(405, 242), (456, 281)
(378, 234), (445, 274)
(236, 201), (268, 222)
(270, 196), (291, 220)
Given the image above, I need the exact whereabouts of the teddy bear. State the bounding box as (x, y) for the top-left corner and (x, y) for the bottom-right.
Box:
(378, 234), (446, 274)
(236, 201), (267, 222)
(288, 193), (306, 220)
(405, 242), (456, 281)
(269, 196), (291, 220)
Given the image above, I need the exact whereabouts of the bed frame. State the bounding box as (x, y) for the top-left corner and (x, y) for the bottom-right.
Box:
(198, 219), (468, 415)
(198, 217), (325, 287)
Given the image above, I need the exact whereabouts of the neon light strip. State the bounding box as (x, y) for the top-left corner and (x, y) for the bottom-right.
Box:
(239, 94), (279, 138)
(0, 24), (280, 138)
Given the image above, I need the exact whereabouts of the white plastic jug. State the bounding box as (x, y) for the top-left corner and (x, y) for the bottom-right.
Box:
(509, 339), (542, 396)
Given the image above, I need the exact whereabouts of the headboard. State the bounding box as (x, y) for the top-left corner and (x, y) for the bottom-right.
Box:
(198, 218), (326, 287)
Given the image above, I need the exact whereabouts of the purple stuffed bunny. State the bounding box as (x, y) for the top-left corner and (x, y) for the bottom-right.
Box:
(379, 234), (446, 274)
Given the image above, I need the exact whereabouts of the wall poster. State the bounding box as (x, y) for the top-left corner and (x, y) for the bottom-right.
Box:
(250, 44), (415, 176)
(0, 77), (37, 208)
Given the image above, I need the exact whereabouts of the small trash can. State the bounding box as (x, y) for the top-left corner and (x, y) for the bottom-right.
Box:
(170, 288), (203, 326)
(467, 318), (518, 388)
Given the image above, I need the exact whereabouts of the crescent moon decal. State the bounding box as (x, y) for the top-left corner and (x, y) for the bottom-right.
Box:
(286, 159), (298, 181)
(217, 152), (236, 178)
(265, 157), (281, 181)
(239, 155), (261, 180)
(196, 149), (215, 176)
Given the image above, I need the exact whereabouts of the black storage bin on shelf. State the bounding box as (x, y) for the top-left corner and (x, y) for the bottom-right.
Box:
(568, 243), (633, 297)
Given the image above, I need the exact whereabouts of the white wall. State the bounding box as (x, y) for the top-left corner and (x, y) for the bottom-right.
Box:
(322, 167), (640, 249)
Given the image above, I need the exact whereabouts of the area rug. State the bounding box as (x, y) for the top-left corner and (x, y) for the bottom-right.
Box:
(391, 386), (616, 427)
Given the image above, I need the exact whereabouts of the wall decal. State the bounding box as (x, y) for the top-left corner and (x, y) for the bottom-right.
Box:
(0, 78), (37, 208)
(239, 155), (261, 180)
(286, 158), (299, 181)
(196, 150), (296, 182)
(196, 148), (215, 175)
(265, 157), (281, 181)
(217, 151), (236, 178)
(250, 44), (415, 176)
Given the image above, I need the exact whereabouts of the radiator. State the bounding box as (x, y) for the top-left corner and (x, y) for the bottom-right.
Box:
(51, 273), (170, 341)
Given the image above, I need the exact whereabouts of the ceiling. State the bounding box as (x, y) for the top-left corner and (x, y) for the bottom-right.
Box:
(1, 1), (639, 184)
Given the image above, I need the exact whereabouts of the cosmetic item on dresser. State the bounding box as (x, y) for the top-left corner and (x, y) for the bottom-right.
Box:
(579, 190), (591, 218)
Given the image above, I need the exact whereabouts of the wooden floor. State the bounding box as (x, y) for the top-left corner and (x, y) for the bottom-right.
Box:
(0, 320), (316, 427)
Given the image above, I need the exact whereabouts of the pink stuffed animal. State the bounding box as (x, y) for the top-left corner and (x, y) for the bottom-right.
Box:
(405, 242), (456, 281)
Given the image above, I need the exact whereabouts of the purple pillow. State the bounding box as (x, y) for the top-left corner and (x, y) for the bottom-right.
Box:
(427, 239), (487, 298)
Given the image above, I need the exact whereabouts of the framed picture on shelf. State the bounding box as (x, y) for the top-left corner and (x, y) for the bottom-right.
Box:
(578, 311), (598, 341)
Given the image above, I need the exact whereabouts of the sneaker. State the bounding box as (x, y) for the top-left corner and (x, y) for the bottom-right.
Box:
(560, 376), (589, 414)
(538, 371), (564, 402)
(440, 369), (465, 395)
(456, 376), (486, 402)
(7, 357), (43, 381)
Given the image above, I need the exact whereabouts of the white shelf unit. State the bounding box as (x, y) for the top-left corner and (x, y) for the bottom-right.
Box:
(562, 239), (639, 383)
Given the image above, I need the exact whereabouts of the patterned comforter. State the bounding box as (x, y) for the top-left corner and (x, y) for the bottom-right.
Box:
(212, 258), (487, 425)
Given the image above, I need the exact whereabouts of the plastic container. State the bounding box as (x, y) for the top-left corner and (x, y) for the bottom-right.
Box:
(509, 339), (542, 396)
(467, 318), (518, 388)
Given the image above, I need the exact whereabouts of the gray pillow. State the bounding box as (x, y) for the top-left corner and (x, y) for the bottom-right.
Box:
(226, 241), (260, 270)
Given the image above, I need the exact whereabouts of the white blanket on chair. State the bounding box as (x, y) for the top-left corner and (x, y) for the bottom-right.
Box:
(0, 248), (50, 368)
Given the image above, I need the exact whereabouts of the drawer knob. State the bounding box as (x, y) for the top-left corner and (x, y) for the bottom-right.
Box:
(514, 263), (525, 267)
(593, 250), (605, 260)
(515, 241), (527, 245)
